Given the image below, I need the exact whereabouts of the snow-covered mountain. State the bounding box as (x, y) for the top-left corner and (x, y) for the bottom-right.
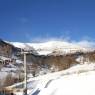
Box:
(11, 40), (92, 55)
(1, 40), (95, 95)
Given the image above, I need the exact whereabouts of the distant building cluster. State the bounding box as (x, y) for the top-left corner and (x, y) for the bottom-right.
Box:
(0, 39), (21, 66)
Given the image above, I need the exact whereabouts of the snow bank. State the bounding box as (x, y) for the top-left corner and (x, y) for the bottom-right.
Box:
(37, 71), (95, 95)
(13, 63), (95, 95)
(29, 63), (95, 95)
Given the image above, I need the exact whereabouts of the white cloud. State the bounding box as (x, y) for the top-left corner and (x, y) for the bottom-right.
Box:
(23, 32), (95, 49)
(32, 38), (95, 49)
(76, 40), (95, 49)
(30, 36), (70, 43)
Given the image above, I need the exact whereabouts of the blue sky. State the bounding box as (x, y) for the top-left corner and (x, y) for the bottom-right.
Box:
(0, 0), (95, 42)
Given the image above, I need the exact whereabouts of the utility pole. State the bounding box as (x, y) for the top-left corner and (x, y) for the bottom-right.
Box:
(24, 52), (27, 95)
(20, 50), (33, 95)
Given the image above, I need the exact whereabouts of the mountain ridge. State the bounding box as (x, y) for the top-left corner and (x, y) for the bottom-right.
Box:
(10, 40), (93, 55)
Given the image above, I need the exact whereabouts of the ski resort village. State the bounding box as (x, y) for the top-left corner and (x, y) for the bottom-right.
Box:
(0, 39), (95, 95)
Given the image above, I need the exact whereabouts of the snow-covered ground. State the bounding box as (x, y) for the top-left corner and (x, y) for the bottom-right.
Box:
(0, 68), (16, 87)
(35, 71), (95, 95)
(11, 63), (95, 95)
(0, 64), (17, 79)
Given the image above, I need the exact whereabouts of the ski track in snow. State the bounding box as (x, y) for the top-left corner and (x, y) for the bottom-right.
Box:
(30, 70), (95, 95)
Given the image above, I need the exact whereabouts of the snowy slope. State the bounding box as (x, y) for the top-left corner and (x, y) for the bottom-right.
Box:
(35, 71), (95, 95)
(10, 63), (95, 95)
(27, 63), (95, 95)
(11, 41), (90, 55)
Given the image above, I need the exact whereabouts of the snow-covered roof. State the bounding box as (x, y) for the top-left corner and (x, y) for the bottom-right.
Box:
(16, 60), (23, 64)
(0, 56), (11, 61)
